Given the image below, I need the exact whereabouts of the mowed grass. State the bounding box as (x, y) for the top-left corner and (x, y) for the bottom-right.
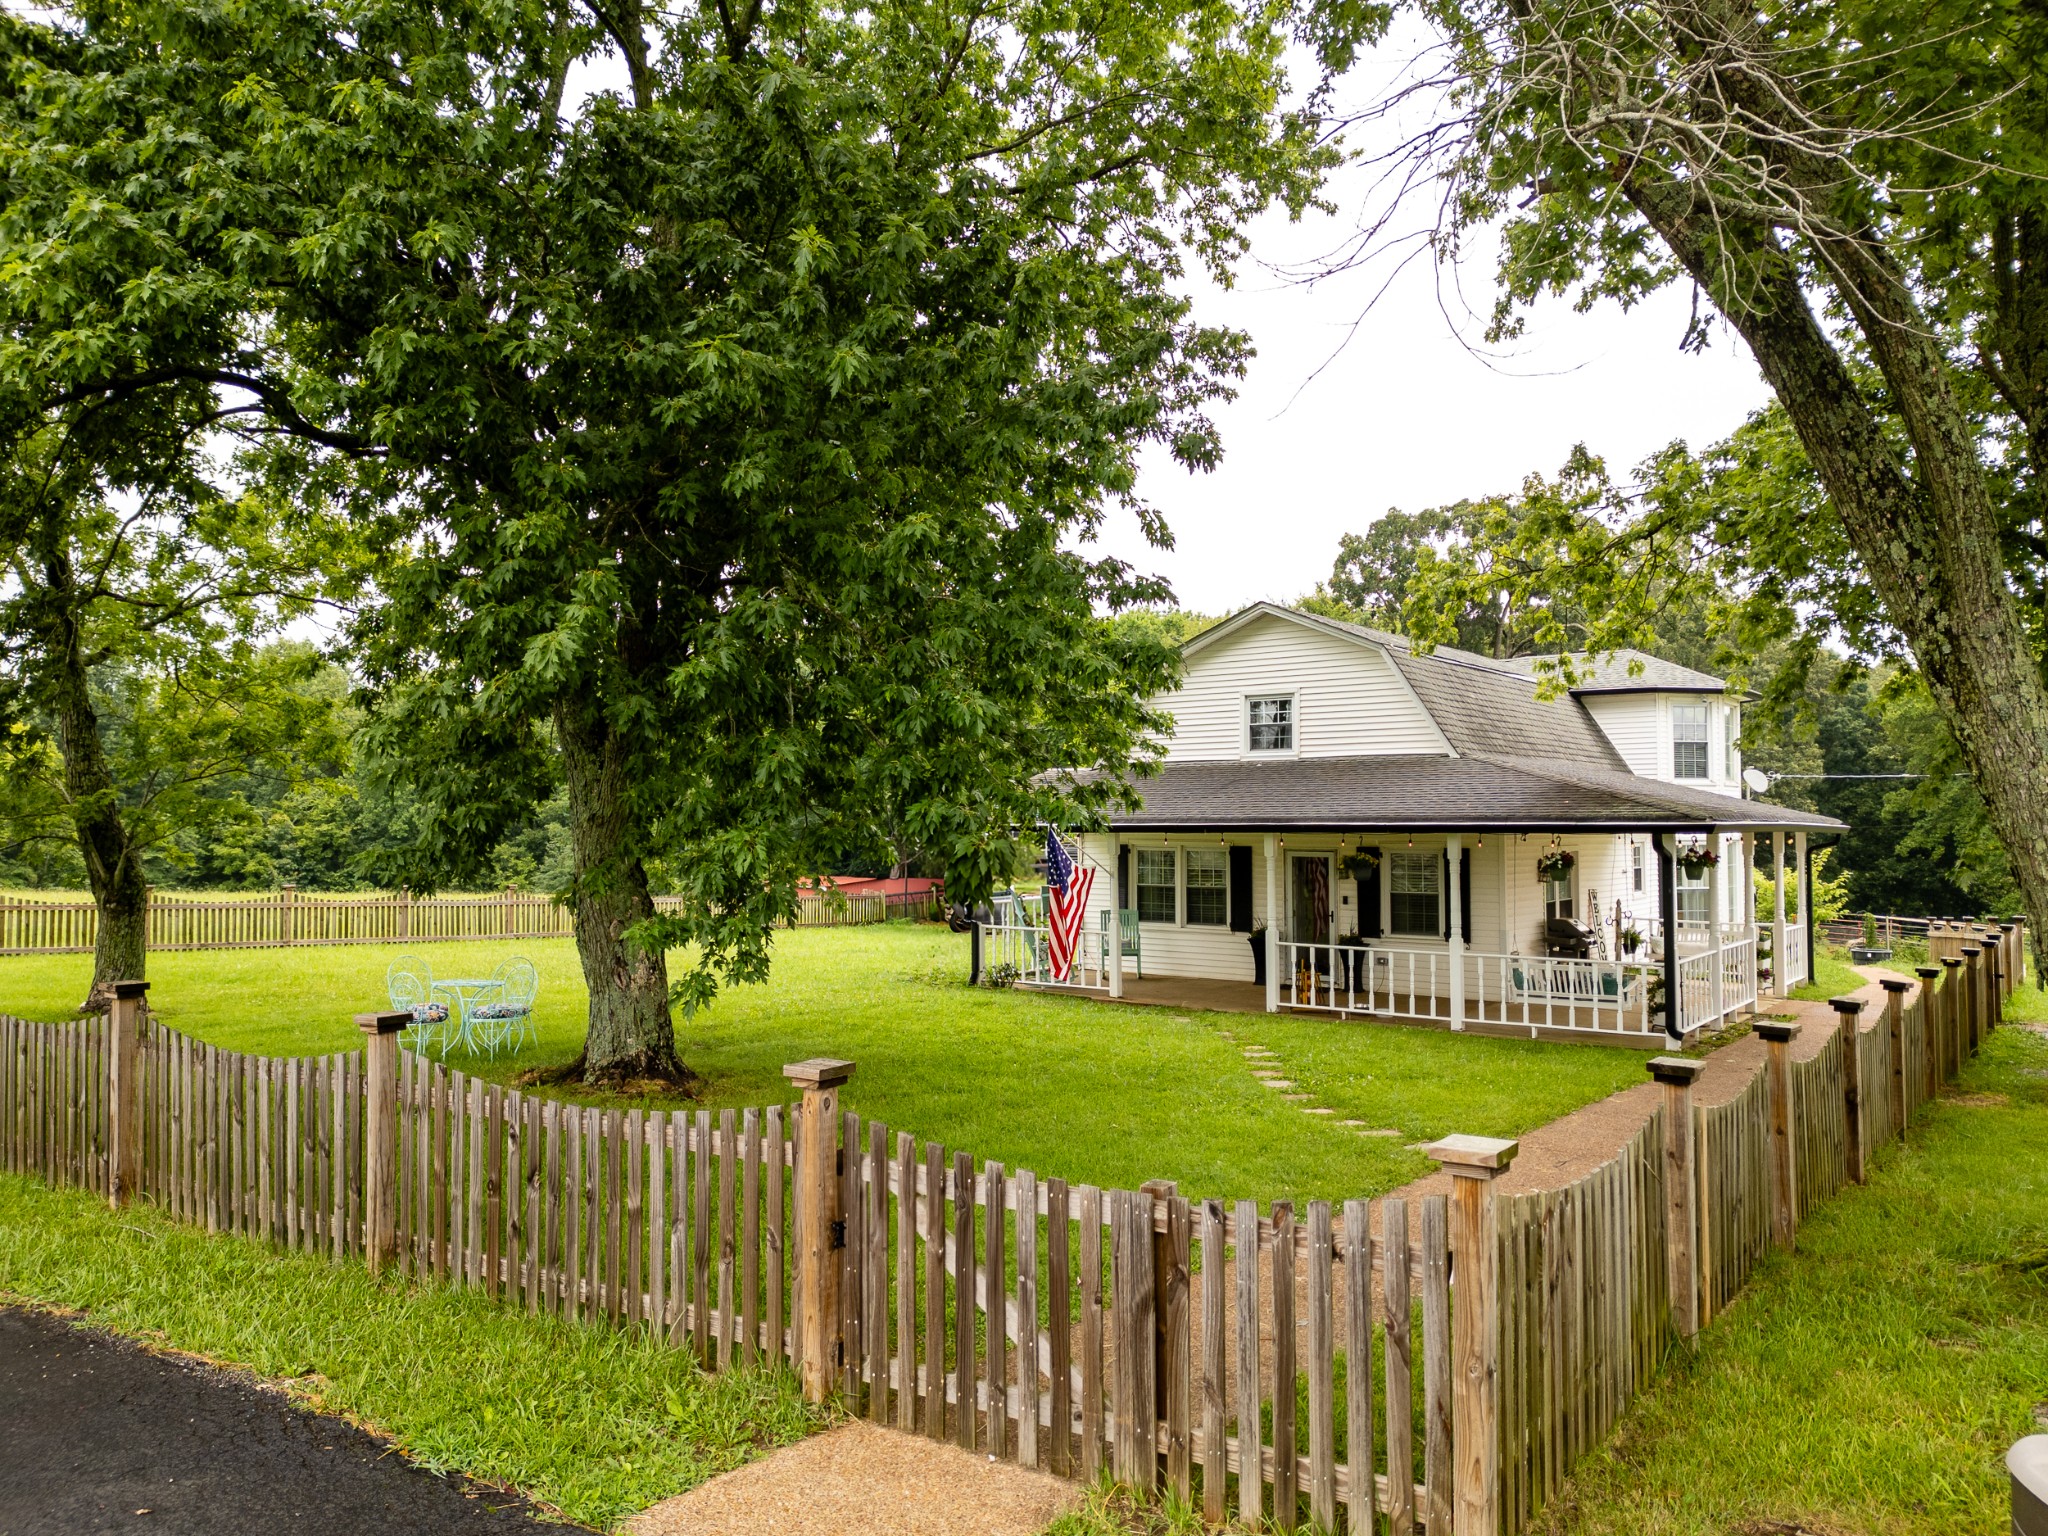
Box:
(0, 1173), (823, 1530)
(0, 924), (1644, 1202)
(1538, 1020), (2048, 1536)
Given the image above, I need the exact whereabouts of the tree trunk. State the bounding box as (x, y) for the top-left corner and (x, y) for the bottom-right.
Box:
(1625, 175), (2048, 981)
(42, 554), (146, 1010)
(555, 698), (693, 1088)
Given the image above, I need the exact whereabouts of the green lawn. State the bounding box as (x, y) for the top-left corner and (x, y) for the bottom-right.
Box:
(1790, 942), (1868, 1002)
(0, 1173), (822, 1530)
(1539, 1017), (2048, 1536)
(0, 924), (1643, 1202)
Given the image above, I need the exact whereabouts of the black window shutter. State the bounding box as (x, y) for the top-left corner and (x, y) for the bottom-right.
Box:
(1229, 845), (1253, 932)
(1359, 848), (1382, 938)
(1461, 849), (1474, 943)
(1117, 844), (1130, 911)
(1442, 848), (1451, 939)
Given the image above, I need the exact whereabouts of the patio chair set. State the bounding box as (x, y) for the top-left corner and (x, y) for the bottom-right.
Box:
(387, 954), (539, 1059)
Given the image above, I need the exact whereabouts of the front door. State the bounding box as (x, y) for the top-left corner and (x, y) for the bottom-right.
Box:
(1291, 855), (1331, 944)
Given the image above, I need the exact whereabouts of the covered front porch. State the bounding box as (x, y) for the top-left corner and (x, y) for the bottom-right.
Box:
(987, 814), (1824, 1046)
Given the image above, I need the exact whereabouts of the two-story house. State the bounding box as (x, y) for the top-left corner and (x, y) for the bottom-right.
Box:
(999, 603), (1842, 1046)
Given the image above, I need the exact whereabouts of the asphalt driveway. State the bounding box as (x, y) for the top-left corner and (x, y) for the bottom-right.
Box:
(0, 1306), (567, 1534)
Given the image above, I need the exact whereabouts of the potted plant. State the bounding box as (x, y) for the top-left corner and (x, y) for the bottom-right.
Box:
(1337, 929), (1367, 991)
(1646, 971), (1669, 1033)
(1339, 848), (1380, 882)
(1619, 924), (1644, 958)
(1249, 923), (1268, 987)
(1535, 847), (1576, 880)
(1850, 911), (1893, 964)
(1675, 839), (1720, 877)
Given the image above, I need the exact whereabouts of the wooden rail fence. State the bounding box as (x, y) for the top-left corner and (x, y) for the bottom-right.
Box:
(0, 918), (2023, 1535)
(0, 887), (904, 957)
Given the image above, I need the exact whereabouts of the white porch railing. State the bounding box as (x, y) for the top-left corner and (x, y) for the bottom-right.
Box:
(1280, 932), (1759, 1039)
(981, 916), (1112, 990)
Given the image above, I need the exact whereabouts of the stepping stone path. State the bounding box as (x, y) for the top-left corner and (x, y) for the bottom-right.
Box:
(1238, 1040), (1402, 1138)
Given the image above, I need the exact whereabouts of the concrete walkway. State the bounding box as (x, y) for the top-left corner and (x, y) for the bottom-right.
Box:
(623, 1421), (1081, 1536)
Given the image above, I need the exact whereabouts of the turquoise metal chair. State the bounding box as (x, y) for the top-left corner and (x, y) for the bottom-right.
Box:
(386, 953), (451, 1056)
(470, 956), (539, 1057)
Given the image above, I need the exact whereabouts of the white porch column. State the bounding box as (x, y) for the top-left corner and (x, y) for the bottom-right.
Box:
(1741, 830), (1756, 1014)
(1107, 834), (1123, 999)
(1706, 830), (1724, 1026)
(1771, 829), (1788, 998)
(1264, 835), (1280, 1013)
(1447, 831), (1466, 1030)
(1794, 830), (1811, 987)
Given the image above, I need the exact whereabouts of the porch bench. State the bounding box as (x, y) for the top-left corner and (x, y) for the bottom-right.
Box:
(1509, 959), (1642, 1006)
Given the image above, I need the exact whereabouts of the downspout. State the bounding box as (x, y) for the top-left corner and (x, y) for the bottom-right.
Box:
(1657, 832), (1681, 1043)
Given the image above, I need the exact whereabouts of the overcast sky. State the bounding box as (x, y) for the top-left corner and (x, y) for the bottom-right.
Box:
(1099, 169), (1773, 617)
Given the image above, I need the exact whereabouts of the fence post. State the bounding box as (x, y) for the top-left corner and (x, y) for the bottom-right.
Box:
(1985, 932), (2004, 1031)
(1828, 997), (1866, 1185)
(357, 1010), (409, 1275)
(1757, 1020), (1800, 1250)
(1646, 1056), (1703, 1339)
(785, 1057), (854, 1404)
(1940, 956), (1964, 1080)
(107, 980), (150, 1208)
(1426, 1133), (1517, 1536)
(1960, 945), (1983, 1056)
(1880, 978), (1909, 1135)
(1914, 966), (1941, 1100)
(2015, 1436), (2048, 1536)
(281, 883), (296, 946)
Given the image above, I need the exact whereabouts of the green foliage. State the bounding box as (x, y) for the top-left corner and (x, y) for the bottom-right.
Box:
(0, 1174), (823, 1529)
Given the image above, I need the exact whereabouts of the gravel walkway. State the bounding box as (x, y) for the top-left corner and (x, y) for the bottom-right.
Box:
(0, 1305), (556, 1535)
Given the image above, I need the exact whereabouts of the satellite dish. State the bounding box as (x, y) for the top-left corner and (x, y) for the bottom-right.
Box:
(1742, 767), (1771, 795)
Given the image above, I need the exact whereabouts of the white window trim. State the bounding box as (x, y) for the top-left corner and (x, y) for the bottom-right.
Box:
(1135, 846), (1179, 926)
(1671, 700), (1710, 782)
(1386, 848), (1443, 939)
(1243, 692), (1299, 758)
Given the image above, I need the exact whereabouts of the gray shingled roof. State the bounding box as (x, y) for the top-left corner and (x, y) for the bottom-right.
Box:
(1221, 608), (1635, 770)
(1493, 649), (1729, 694)
(1104, 754), (1841, 832)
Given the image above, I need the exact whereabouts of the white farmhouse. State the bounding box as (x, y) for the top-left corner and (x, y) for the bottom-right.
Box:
(999, 603), (1843, 1046)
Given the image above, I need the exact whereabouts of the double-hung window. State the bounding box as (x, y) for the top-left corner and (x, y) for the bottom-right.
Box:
(1672, 702), (1710, 780)
(1388, 851), (1440, 937)
(1135, 849), (1177, 925)
(1631, 842), (1645, 893)
(1184, 848), (1229, 927)
(1676, 866), (1711, 927)
(1248, 696), (1294, 754)
(1724, 705), (1740, 780)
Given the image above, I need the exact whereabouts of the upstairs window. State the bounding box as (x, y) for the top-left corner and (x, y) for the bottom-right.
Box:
(1248, 696), (1295, 754)
(1184, 848), (1229, 926)
(1136, 849), (1177, 924)
(1672, 702), (1709, 780)
(1388, 851), (1440, 937)
(1725, 705), (1740, 780)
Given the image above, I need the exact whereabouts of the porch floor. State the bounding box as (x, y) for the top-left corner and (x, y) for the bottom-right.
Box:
(1016, 976), (1698, 1047)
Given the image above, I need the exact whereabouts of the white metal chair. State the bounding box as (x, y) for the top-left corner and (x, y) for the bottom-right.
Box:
(469, 957), (539, 1058)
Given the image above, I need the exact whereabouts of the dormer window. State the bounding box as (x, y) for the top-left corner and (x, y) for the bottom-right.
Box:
(1247, 695), (1295, 754)
(1672, 702), (1709, 780)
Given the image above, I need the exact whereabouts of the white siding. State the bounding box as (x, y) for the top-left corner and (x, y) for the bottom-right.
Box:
(1581, 694), (1663, 777)
(1160, 614), (1450, 761)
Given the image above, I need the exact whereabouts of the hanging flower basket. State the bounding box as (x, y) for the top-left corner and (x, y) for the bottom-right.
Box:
(1339, 848), (1381, 881)
(1675, 840), (1720, 876)
(1535, 848), (1576, 880)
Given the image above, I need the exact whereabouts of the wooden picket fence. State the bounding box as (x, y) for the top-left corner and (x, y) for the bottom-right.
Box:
(0, 887), (897, 957)
(0, 919), (2023, 1536)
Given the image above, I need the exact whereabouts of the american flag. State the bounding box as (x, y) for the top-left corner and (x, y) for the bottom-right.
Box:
(1045, 831), (1095, 982)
